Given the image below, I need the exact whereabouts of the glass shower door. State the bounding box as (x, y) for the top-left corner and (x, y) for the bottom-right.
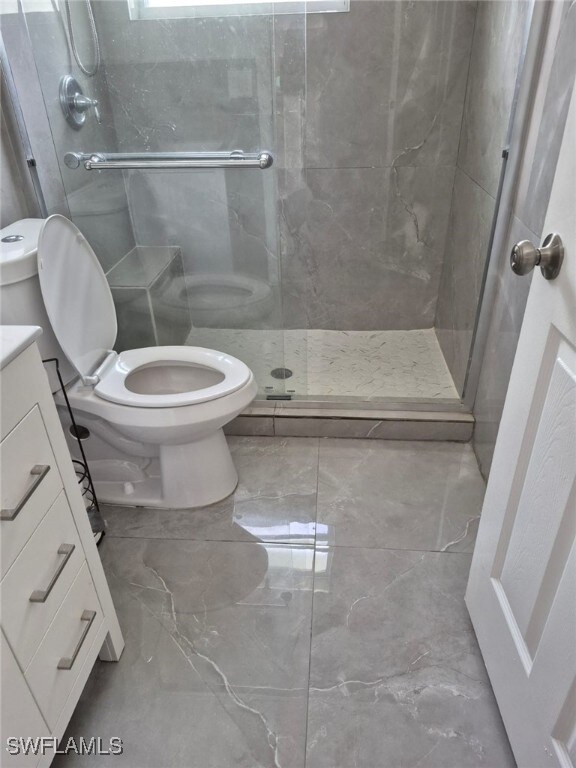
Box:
(15, 0), (306, 399)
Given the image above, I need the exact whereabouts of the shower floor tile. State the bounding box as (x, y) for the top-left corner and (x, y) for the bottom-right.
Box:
(187, 328), (459, 400)
(55, 437), (513, 768)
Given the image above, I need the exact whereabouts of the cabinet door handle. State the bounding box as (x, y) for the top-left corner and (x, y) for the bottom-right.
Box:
(29, 544), (76, 603)
(1, 465), (51, 521)
(57, 610), (97, 670)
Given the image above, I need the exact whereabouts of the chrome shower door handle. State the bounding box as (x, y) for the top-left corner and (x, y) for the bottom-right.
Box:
(510, 233), (564, 280)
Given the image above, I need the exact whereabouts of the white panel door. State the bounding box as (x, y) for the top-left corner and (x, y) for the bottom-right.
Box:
(466, 84), (576, 766)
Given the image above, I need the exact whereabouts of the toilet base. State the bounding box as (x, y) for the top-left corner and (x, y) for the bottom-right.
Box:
(159, 429), (238, 508)
(84, 429), (239, 510)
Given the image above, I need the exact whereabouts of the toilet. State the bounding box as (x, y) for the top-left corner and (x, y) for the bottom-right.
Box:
(0, 216), (257, 509)
(183, 273), (274, 328)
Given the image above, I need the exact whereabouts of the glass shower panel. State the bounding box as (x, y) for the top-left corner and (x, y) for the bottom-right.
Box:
(13, 0), (533, 407)
(18, 0), (306, 398)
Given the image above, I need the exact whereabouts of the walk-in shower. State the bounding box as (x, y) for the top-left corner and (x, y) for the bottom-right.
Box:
(1, 0), (534, 411)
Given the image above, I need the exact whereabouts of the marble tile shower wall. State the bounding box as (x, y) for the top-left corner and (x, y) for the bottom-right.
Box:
(0, 98), (36, 227)
(1, 6), (136, 272)
(435, 0), (532, 393)
(91, 0), (283, 328)
(473, 1), (576, 477)
(281, 1), (476, 331)
(91, 0), (477, 333)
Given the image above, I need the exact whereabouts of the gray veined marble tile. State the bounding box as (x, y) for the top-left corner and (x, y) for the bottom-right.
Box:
(435, 168), (496, 395)
(278, 165), (454, 331)
(306, 547), (515, 768)
(514, 0), (576, 236)
(54, 537), (314, 768)
(316, 439), (484, 552)
(103, 436), (319, 545)
(304, 0), (476, 170)
(457, 0), (532, 200)
(124, 164), (280, 310)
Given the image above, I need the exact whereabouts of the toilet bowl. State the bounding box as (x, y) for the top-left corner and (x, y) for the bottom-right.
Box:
(62, 345), (256, 507)
(0, 215), (257, 509)
(183, 273), (273, 327)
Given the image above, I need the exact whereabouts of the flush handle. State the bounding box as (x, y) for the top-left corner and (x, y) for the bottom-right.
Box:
(510, 233), (564, 280)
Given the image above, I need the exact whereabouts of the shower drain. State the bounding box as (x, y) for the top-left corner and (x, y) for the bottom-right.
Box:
(270, 367), (293, 380)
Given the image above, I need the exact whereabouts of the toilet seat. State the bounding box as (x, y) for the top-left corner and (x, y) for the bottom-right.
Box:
(36, 216), (252, 411)
(94, 346), (252, 408)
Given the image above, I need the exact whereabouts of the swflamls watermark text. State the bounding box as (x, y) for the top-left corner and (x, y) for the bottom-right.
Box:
(6, 736), (123, 756)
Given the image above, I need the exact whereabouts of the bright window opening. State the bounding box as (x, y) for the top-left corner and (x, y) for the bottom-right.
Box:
(130, 0), (349, 20)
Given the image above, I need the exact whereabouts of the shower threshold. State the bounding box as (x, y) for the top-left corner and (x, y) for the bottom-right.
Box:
(223, 400), (473, 441)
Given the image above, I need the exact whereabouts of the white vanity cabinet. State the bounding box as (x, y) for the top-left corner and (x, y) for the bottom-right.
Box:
(0, 327), (124, 767)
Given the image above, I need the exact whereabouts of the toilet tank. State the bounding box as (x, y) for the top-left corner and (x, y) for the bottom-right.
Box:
(0, 218), (76, 393)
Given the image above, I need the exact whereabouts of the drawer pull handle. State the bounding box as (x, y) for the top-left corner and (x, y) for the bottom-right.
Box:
(1, 465), (51, 521)
(57, 609), (97, 670)
(29, 544), (76, 603)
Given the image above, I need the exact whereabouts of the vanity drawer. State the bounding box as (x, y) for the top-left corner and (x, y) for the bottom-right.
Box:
(25, 562), (103, 730)
(1, 631), (49, 768)
(1, 406), (63, 578)
(1, 491), (86, 671)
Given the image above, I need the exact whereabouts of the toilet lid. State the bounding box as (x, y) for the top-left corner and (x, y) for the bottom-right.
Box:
(37, 215), (117, 380)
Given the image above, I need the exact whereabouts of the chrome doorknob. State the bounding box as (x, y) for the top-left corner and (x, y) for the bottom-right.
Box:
(510, 233), (564, 280)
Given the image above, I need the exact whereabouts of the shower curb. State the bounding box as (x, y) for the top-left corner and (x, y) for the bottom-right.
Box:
(224, 405), (474, 442)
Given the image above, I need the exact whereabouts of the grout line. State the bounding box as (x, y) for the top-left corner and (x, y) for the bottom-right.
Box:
(301, 163), (460, 171)
(270, 414), (474, 423)
(312, 543), (474, 556)
(104, 534), (316, 547)
(302, 439), (321, 768)
(104, 534), (475, 557)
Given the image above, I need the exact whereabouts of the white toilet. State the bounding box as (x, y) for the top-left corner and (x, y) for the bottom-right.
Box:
(184, 273), (274, 327)
(0, 216), (257, 509)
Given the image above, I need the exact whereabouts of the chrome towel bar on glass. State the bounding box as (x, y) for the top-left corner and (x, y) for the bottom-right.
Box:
(64, 150), (273, 170)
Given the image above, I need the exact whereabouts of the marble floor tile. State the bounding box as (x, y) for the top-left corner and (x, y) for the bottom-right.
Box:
(54, 538), (314, 768)
(316, 439), (484, 551)
(307, 547), (515, 768)
(102, 437), (319, 545)
(55, 437), (514, 767)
